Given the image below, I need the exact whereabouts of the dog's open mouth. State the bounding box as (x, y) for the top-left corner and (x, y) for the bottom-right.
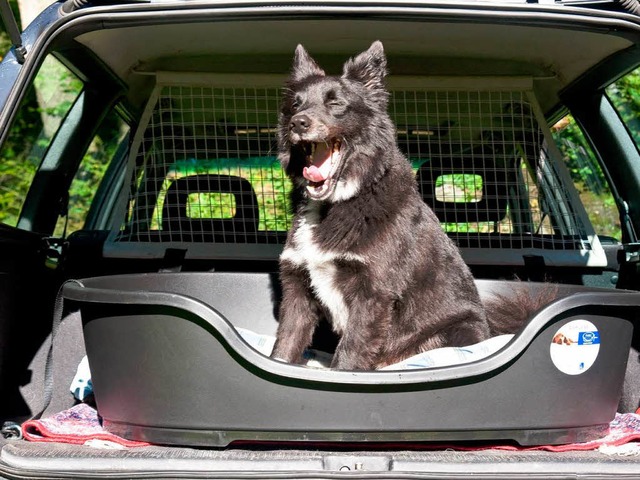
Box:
(301, 140), (342, 199)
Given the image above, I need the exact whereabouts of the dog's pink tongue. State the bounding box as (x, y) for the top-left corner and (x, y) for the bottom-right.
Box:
(303, 143), (332, 182)
(303, 165), (325, 183)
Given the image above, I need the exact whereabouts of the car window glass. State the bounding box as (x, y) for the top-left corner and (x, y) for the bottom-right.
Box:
(605, 66), (640, 149)
(551, 114), (621, 241)
(0, 55), (83, 227)
(53, 110), (130, 236)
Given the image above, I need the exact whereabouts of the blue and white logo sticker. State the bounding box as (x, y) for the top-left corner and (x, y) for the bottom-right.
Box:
(549, 320), (600, 375)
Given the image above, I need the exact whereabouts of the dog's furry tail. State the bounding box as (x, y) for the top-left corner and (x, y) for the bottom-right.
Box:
(483, 284), (560, 335)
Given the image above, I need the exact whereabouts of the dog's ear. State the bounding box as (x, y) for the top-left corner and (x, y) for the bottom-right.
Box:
(291, 44), (325, 82)
(342, 41), (388, 98)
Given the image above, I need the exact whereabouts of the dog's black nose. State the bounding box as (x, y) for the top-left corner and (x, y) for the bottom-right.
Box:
(290, 114), (311, 134)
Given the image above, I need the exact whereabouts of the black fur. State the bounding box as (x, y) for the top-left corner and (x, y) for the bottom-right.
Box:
(272, 41), (504, 370)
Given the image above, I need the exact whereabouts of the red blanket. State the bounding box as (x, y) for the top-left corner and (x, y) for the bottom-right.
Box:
(23, 404), (640, 452)
(22, 404), (148, 448)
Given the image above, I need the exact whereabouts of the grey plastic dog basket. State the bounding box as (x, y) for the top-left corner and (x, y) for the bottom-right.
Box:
(62, 273), (638, 447)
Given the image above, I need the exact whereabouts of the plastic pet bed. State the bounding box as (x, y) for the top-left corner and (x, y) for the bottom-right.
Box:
(62, 272), (638, 447)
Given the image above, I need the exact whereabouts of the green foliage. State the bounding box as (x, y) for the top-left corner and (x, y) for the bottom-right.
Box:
(552, 115), (621, 240)
(0, 88), (43, 226)
(56, 111), (128, 235)
(187, 193), (236, 219)
(0, 0), (19, 62)
(0, 32), (10, 61)
(0, 55), (83, 228)
(435, 174), (483, 203)
(607, 67), (640, 147)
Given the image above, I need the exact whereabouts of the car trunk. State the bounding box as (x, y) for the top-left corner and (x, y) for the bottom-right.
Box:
(3, 1), (640, 478)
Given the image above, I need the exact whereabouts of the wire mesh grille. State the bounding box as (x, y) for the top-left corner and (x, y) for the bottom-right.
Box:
(116, 83), (589, 251)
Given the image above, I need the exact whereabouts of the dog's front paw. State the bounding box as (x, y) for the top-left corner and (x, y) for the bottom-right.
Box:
(330, 352), (374, 371)
(270, 343), (304, 364)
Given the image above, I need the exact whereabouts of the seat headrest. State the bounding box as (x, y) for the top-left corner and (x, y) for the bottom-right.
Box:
(417, 156), (516, 224)
(162, 174), (259, 241)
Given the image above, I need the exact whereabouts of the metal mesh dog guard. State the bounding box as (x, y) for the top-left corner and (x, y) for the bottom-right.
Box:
(104, 73), (605, 266)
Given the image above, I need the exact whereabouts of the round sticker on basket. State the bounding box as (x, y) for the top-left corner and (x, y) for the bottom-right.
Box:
(549, 319), (600, 375)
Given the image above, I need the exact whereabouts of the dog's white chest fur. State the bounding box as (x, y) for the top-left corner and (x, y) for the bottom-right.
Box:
(280, 205), (364, 334)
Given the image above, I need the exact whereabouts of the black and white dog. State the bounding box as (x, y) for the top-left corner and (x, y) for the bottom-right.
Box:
(271, 41), (508, 370)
